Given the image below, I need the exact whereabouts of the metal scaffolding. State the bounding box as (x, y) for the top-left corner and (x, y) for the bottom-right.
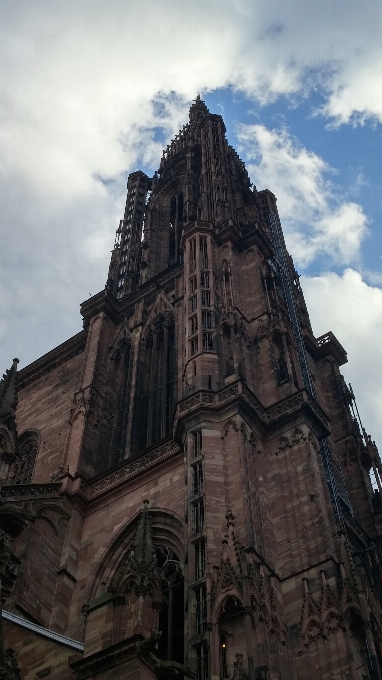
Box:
(267, 209), (352, 521)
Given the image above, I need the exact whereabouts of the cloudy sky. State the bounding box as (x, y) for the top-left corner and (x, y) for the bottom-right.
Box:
(1, 0), (381, 446)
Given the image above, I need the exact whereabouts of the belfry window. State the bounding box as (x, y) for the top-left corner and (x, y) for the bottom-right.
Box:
(133, 315), (175, 452)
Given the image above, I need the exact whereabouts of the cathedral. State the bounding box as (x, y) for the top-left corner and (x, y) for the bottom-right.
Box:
(1, 97), (382, 680)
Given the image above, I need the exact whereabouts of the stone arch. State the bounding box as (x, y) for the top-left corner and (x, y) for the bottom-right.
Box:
(84, 506), (185, 660)
(86, 507), (184, 604)
(0, 428), (13, 455)
(221, 419), (239, 440)
(213, 593), (244, 625)
(214, 595), (248, 680)
(34, 503), (70, 537)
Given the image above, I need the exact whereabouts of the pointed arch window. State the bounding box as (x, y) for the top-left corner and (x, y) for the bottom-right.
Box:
(168, 192), (184, 265)
(110, 340), (132, 465)
(133, 315), (175, 452)
(222, 325), (234, 376)
(12, 432), (39, 484)
(156, 546), (185, 664)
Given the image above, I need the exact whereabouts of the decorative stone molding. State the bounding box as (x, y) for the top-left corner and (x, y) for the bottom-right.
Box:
(176, 382), (329, 437)
(1, 483), (61, 499)
(87, 441), (181, 500)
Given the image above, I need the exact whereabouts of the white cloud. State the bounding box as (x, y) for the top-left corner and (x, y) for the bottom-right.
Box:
(0, 0), (380, 469)
(237, 124), (368, 267)
(1, 1), (381, 201)
(302, 269), (382, 447)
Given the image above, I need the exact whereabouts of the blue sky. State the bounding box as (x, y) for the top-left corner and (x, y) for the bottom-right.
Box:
(0, 0), (381, 445)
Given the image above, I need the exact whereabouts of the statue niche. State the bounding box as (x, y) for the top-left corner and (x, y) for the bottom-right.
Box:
(218, 597), (246, 679)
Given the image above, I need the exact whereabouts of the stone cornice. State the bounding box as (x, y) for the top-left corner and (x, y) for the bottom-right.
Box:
(2, 610), (84, 652)
(0, 482), (62, 500)
(81, 264), (183, 327)
(174, 381), (330, 439)
(70, 635), (144, 679)
(18, 331), (87, 387)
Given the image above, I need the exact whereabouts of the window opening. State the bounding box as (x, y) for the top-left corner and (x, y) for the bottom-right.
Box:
(192, 461), (204, 495)
(201, 272), (209, 288)
(155, 546), (185, 664)
(190, 295), (198, 312)
(195, 585), (207, 635)
(193, 498), (205, 533)
(190, 239), (197, 272)
(202, 333), (213, 352)
(220, 633), (228, 678)
(200, 237), (208, 269)
(133, 318), (175, 451)
(195, 540), (206, 580)
(190, 277), (197, 294)
(222, 325), (234, 376)
(169, 225), (175, 264)
(190, 315), (198, 335)
(202, 311), (212, 329)
(12, 441), (37, 485)
(111, 344), (131, 465)
(190, 337), (199, 356)
(192, 430), (202, 458)
(201, 292), (210, 307)
(196, 643), (208, 680)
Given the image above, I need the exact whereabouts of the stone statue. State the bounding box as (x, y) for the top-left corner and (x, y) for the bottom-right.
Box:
(137, 630), (196, 679)
(231, 653), (249, 680)
(136, 629), (162, 656)
(149, 655), (196, 679)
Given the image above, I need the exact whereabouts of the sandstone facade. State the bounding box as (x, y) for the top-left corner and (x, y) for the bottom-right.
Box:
(1, 98), (381, 680)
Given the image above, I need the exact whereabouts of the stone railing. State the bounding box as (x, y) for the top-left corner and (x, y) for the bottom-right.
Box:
(176, 381), (329, 434)
(85, 441), (181, 500)
(0, 483), (62, 498)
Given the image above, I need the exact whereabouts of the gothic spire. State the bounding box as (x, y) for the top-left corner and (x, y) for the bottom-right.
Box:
(0, 358), (19, 422)
(132, 499), (155, 572)
(189, 94), (209, 124)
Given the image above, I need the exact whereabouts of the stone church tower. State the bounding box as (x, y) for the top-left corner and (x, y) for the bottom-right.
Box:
(1, 98), (382, 680)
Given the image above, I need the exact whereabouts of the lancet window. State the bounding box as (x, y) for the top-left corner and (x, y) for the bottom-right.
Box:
(156, 546), (185, 664)
(133, 314), (175, 452)
(111, 341), (132, 465)
(11, 432), (38, 484)
(222, 325), (234, 376)
(168, 192), (184, 265)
